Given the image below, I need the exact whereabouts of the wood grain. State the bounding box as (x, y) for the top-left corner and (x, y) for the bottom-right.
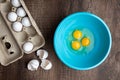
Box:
(0, 0), (120, 80)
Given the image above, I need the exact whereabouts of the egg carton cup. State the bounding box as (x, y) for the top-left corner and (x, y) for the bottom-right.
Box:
(0, 0), (45, 66)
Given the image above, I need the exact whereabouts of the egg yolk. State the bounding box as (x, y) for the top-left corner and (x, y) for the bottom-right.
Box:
(71, 41), (81, 50)
(73, 30), (82, 39)
(82, 37), (90, 46)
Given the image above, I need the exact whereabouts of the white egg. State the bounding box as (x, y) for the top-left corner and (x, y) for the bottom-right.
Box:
(36, 49), (48, 60)
(11, 0), (21, 7)
(21, 17), (31, 27)
(16, 7), (26, 17)
(40, 59), (52, 70)
(8, 12), (17, 22)
(27, 59), (39, 71)
(23, 42), (34, 52)
(12, 21), (23, 32)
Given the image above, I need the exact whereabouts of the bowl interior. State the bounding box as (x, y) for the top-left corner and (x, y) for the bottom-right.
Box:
(54, 12), (112, 70)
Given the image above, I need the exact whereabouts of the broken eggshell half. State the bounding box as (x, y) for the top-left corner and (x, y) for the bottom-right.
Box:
(36, 49), (48, 60)
(27, 59), (39, 71)
(40, 59), (52, 70)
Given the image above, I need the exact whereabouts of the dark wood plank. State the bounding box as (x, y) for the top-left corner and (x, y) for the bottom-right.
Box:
(0, 0), (120, 80)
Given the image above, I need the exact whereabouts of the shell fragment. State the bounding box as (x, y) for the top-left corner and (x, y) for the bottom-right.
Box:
(40, 59), (52, 70)
(36, 49), (48, 60)
(27, 59), (39, 71)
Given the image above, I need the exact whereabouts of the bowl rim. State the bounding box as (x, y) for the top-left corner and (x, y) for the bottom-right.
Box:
(53, 12), (112, 70)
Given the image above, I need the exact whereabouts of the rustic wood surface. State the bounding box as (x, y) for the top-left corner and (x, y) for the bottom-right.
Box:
(0, 0), (120, 80)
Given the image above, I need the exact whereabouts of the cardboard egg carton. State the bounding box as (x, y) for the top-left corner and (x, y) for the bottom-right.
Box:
(0, 0), (45, 66)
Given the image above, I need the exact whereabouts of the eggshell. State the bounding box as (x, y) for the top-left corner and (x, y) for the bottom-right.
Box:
(27, 59), (39, 71)
(12, 21), (23, 32)
(23, 42), (34, 53)
(8, 12), (17, 22)
(40, 59), (52, 70)
(16, 7), (26, 17)
(21, 17), (31, 27)
(11, 0), (21, 7)
(36, 49), (48, 60)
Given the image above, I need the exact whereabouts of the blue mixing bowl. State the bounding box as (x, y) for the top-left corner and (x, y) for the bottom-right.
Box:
(54, 12), (112, 70)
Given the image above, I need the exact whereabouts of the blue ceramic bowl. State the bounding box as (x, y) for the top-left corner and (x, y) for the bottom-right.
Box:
(54, 12), (112, 70)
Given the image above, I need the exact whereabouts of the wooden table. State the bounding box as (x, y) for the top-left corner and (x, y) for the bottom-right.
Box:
(0, 0), (120, 80)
